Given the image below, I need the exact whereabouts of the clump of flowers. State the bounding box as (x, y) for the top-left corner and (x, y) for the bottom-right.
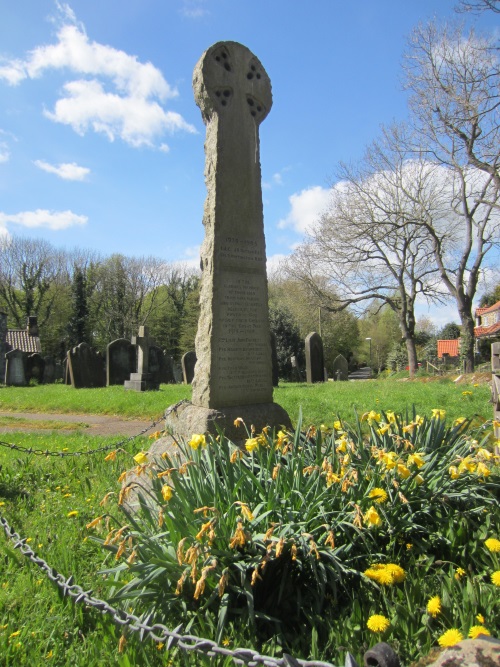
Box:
(364, 563), (406, 585)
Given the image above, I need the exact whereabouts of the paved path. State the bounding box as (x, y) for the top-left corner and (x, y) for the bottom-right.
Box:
(0, 411), (160, 437)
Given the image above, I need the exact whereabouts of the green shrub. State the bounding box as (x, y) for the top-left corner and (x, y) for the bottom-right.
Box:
(89, 409), (500, 664)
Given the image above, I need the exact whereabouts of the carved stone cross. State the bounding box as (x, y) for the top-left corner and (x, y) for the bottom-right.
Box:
(132, 325), (150, 375)
(163, 42), (290, 439)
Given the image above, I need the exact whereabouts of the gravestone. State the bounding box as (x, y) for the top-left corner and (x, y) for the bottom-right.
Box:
(5, 349), (26, 386)
(172, 360), (183, 384)
(492, 343), (500, 442)
(124, 326), (159, 391)
(161, 353), (176, 384)
(305, 332), (325, 383)
(149, 345), (163, 386)
(26, 353), (45, 384)
(181, 351), (197, 384)
(107, 338), (135, 386)
(0, 311), (7, 383)
(43, 356), (56, 384)
(165, 41), (291, 441)
(332, 354), (349, 381)
(290, 355), (302, 382)
(67, 343), (105, 388)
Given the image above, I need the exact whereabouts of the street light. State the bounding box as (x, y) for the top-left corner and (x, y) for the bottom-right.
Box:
(365, 337), (372, 366)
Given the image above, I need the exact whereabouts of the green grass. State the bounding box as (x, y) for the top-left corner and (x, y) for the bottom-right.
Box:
(0, 376), (491, 426)
(0, 416), (90, 430)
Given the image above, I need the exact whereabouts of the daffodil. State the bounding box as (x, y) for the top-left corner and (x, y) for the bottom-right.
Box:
(407, 452), (425, 468)
(245, 438), (259, 452)
(188, 434), (206, 450)
(161, 485), (173, 502)
(133, 451), (148, 465)
(431, 408), (446, 420)
(363, 506), (382, 527)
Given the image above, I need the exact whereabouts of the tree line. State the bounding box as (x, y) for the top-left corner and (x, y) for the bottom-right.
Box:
(282, 10), (500, 375)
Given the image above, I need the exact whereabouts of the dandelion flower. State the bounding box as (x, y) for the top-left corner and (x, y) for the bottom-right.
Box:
(438, 629), (463, 647)
(188, 434), (206, 450)
(468, 625), (490, 639)
(67, 511), (78, 518)
(485, 538), (500, 553)
(368, 488), (388, 504)
(491, 571), (500, 586)
(366, 615), (390, 633)
(455, 567), (466, 580)
(426, 596), (442, 617)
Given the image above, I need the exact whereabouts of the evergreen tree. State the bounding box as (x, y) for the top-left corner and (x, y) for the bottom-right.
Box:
(66, 267), (89, 348)
(269, 305), (304, 380)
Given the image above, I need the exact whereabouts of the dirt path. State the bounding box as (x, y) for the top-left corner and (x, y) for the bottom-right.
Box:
(0, 411), (161, 437)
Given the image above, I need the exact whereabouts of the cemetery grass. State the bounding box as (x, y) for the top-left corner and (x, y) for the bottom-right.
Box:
(0, 376), (492, 427)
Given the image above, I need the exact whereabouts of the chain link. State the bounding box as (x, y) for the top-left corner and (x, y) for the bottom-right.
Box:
(0, 512), (338, 667)
(0, 416), (164, 457)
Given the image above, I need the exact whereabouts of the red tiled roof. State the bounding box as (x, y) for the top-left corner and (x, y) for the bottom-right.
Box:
(6, 330), (42, 354)
(437, 339), (460, 358)
(476, 300), (500, 317)
(474, 322), (500, 339)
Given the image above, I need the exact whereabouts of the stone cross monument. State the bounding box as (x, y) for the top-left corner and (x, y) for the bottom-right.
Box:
(165, 41), (291, 441)
(124, 326), (159, 391)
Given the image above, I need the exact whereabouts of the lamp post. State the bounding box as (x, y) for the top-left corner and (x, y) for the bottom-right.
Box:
(365, 337), (372, 366)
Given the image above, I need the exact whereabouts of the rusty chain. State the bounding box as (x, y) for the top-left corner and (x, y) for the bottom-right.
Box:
(0, 512), (341, 667)
(0, 416), (165, 457)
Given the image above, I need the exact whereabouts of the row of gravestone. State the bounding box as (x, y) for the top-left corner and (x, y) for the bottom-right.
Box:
(3, 338), (184, 388)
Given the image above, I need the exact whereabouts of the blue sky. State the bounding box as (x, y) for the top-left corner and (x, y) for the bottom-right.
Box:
(0, 0), (496, 323)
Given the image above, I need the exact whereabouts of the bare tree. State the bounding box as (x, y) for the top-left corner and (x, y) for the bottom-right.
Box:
(284, 125), (448, 377)
(0, 235), (66, 328)
(404, 22), (500, 370)
(455, 0), (500, 13)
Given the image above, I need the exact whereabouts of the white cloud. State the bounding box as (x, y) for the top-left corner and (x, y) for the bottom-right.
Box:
(179, 0), (209, 18)
(0, 21), (196, 148)
(33, 159), (90, 180)
(0, 144), (9, 163)
(266, 253), (289, 275)
(0, 209), (88, 230)
(277, 186), (331, 234)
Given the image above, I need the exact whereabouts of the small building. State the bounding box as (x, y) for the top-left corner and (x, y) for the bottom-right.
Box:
(437, 339), (460, 360)
(6, 316), (42, 354)
(474, 300), (500, 340)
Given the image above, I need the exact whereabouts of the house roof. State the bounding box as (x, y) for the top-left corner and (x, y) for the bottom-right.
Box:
(474, 321), (500, 339)
(6, 329), (42, 354)
(437, 339), (460, 358)
(476, 300), (500, 317)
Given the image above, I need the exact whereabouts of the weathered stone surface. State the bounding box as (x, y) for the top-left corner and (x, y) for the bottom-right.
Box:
(191, 41), (274, 410)
(332, 354), (349, 381)
(124, 326), (159, 392)
(26, 352), (45, 384)
(164, 400), (291, 443)
(305, 332), (325, 383)
(107, 338), (135, 386)
(67, 343), (105, 388)
(5, 349), (26, 386)
(181, 350), (197, 385)
(422, 637), (500, 667)
(42, 356), (56, 384)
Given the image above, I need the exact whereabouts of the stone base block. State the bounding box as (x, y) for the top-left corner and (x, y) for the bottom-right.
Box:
(164, 400), (292, 443)
(124, 372), (159, 392)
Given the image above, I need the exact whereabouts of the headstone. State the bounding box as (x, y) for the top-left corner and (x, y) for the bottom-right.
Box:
(165, 41), (291, 441)
(0, 311), (7, 383)
(160, 353), (176, 384)
(290, 355), (302, 382)
(270, 333), (279, 387)
(67, 343), (105, 388)
(107, 338), (135, 386)
(26, 353), (45, 384)
(492, 342), (500, 442)
(124, 326), (159, 391)
(332, 354), (349, 381)
(172, 360), (183, 384)
(182, 351), (197, 384)
(148, 345), (163, 386)
(5, 349), (26, 386)
(305, 332), (325, 383)
(43, 356), (56, 384)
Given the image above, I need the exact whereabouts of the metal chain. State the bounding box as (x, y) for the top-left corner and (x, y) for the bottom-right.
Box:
(0, 416), (164, 457)
(0, 513), (337, 667)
